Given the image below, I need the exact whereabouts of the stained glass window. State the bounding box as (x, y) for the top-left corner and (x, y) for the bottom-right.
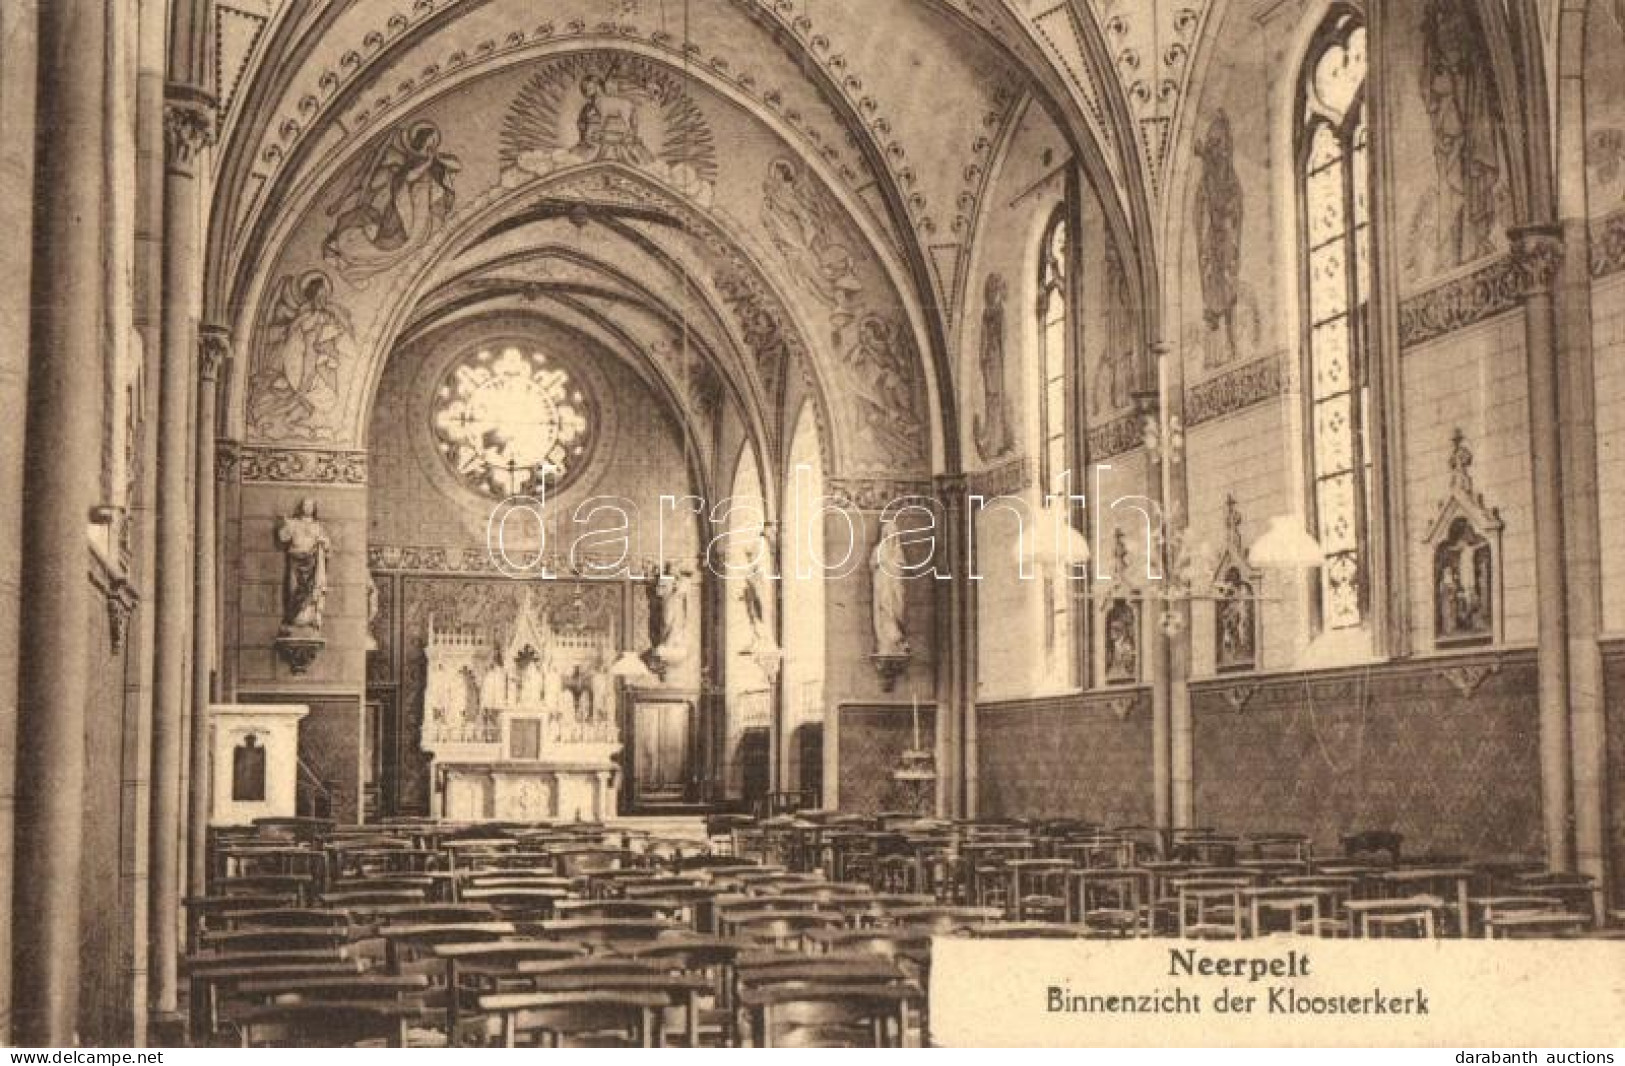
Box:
(1037, 206), (1076, 686)
(431, 345), (594, 499)
(1298, 11), (1372, 631)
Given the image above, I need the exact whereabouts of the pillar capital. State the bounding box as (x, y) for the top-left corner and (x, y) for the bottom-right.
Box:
(162, 85), (216, 173)
(1509, 224), (1565, 298)
(199, 324), (230, 382)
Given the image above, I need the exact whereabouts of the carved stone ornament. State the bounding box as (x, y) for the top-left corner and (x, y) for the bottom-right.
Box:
(1509, 225), (1565, 298)
(870, 653), (910, 693)
(1440, 661), (1499, 699)
(275, 634), (325, 676)
(199, 325), (231, 383)
(89, 555), (139, 653)
(162, 87), (217, 170)
(1101, 694), (1138, 722)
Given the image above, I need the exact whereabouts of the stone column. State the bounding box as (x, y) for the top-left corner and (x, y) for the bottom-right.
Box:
(12, 0), (106, 1043)
(0, 0), (39, 1046)
(1155, 342), (1194, 831)
(1554, 0), (1611, 915)
(147, 85), (212, 1020)
(1511, 224), (1574, 873)
(933, 477), (972, 819)
(1133, 384), (1174, 837)
(188, 328), (228, 895)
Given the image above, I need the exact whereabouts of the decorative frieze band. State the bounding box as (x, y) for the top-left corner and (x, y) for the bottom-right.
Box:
(1397, 254), (1524, 349)
(368, 543), (652, 578)
(825, 477), (935, 512)
(1087, 412), (1142, 460)
(1591, 209), (1625, 280)
(1184, 353), (1284, 428)
(235, 446), (368, 485)
(965, 455), (1031, 498)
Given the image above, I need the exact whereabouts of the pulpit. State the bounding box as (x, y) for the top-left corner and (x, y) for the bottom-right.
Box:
(209, 703), (309, 826)
(422, 590), (623, 821)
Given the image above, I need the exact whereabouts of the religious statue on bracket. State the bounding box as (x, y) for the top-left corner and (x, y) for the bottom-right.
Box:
(1211, 494), (1262, 673)
(1103, 529), (1140, 685)
(737, 529), (782, 683)
(643, 562), (695, 680)
(869, 516), (912, 691)
(274, 497), (330, 674)
(1424, 428), (1502, 648)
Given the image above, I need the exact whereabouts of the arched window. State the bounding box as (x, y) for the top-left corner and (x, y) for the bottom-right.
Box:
(1296, 11), (1371, 633)
(1037, 205), (1075, 685)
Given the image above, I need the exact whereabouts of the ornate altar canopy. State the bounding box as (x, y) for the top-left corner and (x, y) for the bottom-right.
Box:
(421, 589), (622, 820)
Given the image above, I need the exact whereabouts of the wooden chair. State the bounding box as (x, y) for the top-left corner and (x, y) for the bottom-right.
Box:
(515, 968), (713, 1047)
(1003, 859), (1072, 922)
(1485, 911), (1593, 939)
(963, 922), (1096, 939)
(459, 886), (568, 921)
(726, 910), (848, 951)
(234, 973), (432, 1007)
(881, 906), (1002, 933)
(1467, 895), (1562, 936)
(1173, 877), (1250, 939)
(201, 927), (351, 953)
(1068, 868), (1150, 936)
(531, 918), (679, 950)
(321, 888), (430, 907)
(235, 1001), (422, 1047)
(184, 952), (359, 1043)
(738, 983), (908, 1047)
(380, 922), (515, 974)
(1347, 896), (1444, 938)
(212, 875), (315, 903)
(1514, 873), (1597, 918)
(476, 990), (668, 1047)
(553, 898), (686, 923)
(350, 903), (498, 926)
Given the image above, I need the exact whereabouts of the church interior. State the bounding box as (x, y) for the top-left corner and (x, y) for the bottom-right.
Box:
(2, 0), (1624, 1048)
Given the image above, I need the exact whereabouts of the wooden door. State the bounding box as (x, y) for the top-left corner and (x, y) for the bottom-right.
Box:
(633, 700), (692, 806)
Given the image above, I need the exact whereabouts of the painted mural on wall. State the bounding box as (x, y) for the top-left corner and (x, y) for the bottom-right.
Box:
(1193, 110), (1248, 370)
(1399, 0), (1509, 285)
(323, 120), (461, 286)
(1584, 2), (1625, 214)
(499, 52), (718, 206)
(843, 313), (927, 467)
(1178, 64), (1265, 385)
(1094, 238), (1136, 415)
(973, 272), (1014, 461)
(760, 155), (864, 347)
(247, 271), (356, 442)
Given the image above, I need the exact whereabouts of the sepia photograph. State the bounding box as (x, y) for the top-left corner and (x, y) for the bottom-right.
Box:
(0, 0), (1622, 1051)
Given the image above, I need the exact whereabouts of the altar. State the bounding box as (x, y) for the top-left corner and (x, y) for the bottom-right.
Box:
(421, 590), (623, 821)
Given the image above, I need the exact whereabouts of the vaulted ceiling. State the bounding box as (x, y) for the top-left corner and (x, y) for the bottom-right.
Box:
(206, 0), (1254, 487)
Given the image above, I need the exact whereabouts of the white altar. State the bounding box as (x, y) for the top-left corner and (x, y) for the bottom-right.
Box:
(422, 591), (622, 821)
